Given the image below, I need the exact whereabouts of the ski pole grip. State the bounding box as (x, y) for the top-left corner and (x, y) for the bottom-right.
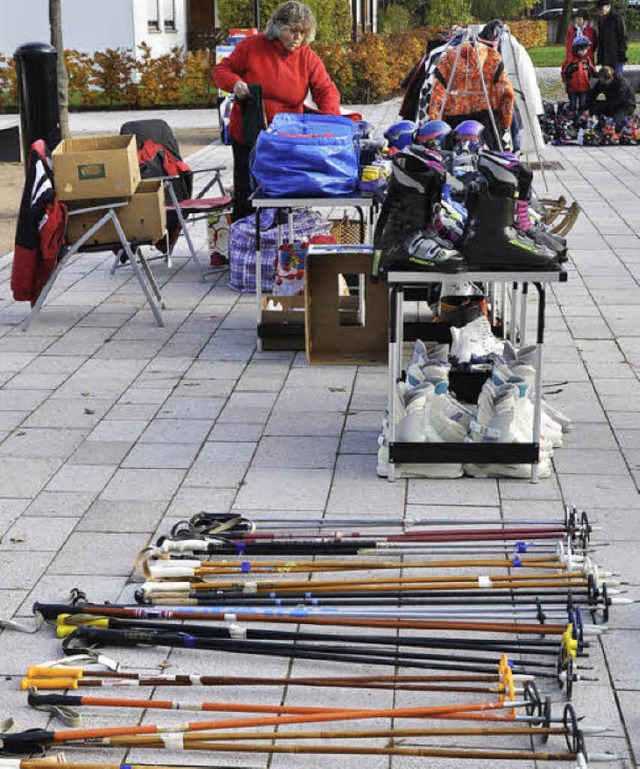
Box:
(28, 691), (82, 708)
(27, 665), (83, 678)
(0, 729), (55, 754)
(21, 677), (79, 690)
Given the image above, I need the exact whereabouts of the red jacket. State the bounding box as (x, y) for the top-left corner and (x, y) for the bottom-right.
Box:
(565, 23), (597, 63)
(11, 140), (68, 305)
(213, 33), (340, 144)
(561, 54), (596, 95)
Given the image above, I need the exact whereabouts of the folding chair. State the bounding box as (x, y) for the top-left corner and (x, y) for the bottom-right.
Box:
(117, 119), (233, 283)
(22, 201), (166, 330)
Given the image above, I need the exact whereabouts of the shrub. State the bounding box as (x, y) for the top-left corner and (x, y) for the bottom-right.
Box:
(507, 19), (547, 48)
(217, 0), (351, 43)
(137, 43), (185, 106)
(0, 54), (17, 107)
(92, 47), (137, 105)
(379, 4), (412, 33)
(423, 0), (473, 28)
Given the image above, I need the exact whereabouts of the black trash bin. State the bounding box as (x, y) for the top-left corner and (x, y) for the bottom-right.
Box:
(14, 42), (62, 165)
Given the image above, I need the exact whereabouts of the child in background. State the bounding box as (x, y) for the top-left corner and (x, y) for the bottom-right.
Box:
(561, 36), (597, 113)
(566, 9), (597, 64)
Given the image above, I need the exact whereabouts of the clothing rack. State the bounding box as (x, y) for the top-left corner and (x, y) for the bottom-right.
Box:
(436, 28), (504, 151)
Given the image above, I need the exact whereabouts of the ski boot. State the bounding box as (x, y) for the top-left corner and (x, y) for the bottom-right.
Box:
(375, 146), (467, 277)
(462, 153), (561, 272)
(481, 151), (568, 262)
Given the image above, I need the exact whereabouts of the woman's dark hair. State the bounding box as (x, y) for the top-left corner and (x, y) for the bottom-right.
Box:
(574, 8), (589, 19)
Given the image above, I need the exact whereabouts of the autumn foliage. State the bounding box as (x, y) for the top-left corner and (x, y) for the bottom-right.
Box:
(0, 22), (547, 109)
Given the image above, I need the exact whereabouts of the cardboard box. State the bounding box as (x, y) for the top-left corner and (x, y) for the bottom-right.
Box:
(260, 295), (306, 351)
(53, 134), (141, 201)
(305, 246), (388, 365)
(66, 180), (167, 246)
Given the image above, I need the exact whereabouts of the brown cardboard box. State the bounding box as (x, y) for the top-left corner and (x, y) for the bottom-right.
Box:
(305, 245), (388, 365)
(66, 180), (167, 246)
(53, 135), (141, 201)
(260, 295), (306, 351)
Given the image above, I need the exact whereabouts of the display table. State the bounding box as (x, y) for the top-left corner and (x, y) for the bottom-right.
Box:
(385, 267), (568, 483)
(250, 194), (378, 351)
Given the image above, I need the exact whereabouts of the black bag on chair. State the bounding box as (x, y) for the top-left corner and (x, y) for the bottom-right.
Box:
(120, 119), (194, 248)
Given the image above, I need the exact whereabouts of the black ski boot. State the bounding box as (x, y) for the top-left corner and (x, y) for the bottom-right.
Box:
(483, 152), (568, 262)
(462, 154), (560, 271)
(374, 147), (467, 277)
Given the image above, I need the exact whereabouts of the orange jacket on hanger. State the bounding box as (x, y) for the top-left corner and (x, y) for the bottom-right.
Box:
(428, 43), (515, 130)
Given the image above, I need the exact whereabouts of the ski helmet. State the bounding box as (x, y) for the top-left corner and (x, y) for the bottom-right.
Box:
(413, 120), (452, 148)
(384, 120), (417, 150)
(572, 34), (590, 50)
(453, 120), (486, 152)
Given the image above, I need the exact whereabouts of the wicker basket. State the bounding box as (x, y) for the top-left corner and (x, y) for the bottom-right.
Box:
(329, 212), (368, 244)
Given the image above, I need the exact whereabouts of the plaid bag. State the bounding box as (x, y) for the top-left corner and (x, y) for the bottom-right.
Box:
(229, 208), (330, 293)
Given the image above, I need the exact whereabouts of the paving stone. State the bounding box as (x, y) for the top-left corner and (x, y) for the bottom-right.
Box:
(78, 498), (166, 533)
(70, 439), (133, 465)
(48, 531), (150, 575)
(253, 436), (339, 469)
(157, 395), (225, 420)
(0, 551), (54, 590)
(407, 478), (499, 507)
(559, 473), (640, 509)
(139, 417), (213, 443)
(339, 430), (378, 454)
(0, 426), (87, 458)
(265, 410), (345, 436)
(552, 448), (629, 475)
(235, 467), (332, 510)
(165, 486), (237, 517)
(0, 456), (63, 497)
(24, 397), (113, 429)
(1, 515), (76, 551)
(23, 490), (97, 517)
(123, 442), (200, 469)
(100, 468), (186, 501)
(45, 463), (117, 492)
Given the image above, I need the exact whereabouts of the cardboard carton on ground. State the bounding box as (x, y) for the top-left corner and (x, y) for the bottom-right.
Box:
(305, 245), (388, 365)
(53, 134), (141, 201)
(260, 295), (306, 351)
(66, 179), (166, 246)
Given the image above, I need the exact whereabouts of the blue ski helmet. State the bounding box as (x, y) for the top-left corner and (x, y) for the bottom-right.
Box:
(384, 120), (417, 150)
(413, 120), (452, 148)
(572, 34), (590, 50)
(453, 120), (485, 142)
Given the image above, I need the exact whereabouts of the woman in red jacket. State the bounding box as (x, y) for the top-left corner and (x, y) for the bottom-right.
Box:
(214, 1), (341, 221)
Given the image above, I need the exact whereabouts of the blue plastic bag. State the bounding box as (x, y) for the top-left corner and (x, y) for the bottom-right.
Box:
(251, 113), (359, 197)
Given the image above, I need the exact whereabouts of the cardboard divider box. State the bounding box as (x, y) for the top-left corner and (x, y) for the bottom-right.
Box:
(305, 245), (388, 365)
(53, 134), (141, 201)
(66, 179), (167, 247)
(260, 295), (306, 351)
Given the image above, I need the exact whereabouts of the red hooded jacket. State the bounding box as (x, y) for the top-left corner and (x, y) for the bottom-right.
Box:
(213, 33), (340, 144)
(561, 54), (597, 95)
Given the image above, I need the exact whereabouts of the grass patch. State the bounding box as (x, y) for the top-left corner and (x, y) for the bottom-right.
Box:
(529, 41), (640, 67)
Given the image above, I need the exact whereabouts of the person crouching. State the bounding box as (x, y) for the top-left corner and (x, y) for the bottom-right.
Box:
(588, 65), (636, 130)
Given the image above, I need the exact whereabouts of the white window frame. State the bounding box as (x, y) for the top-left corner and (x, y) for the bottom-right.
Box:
(147, 0), (160, 31)
(163, 0), (176, 32)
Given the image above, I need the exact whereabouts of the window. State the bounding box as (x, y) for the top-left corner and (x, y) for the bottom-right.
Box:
(147, 0), (160, 30)
(163, 0), (176, 31)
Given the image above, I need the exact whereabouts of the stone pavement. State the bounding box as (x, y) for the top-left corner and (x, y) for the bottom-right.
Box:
(0, 98), (639, 768)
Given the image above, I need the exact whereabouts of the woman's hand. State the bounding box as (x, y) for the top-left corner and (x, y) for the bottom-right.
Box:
(233, 80), (251, 100)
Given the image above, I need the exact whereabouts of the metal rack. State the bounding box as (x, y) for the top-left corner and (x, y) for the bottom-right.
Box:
(385, 268), (568, 483)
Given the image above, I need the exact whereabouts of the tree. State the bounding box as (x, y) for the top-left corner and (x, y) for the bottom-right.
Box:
(49, 0), (70, 139)
(469, 0), (537, 20)
(557, 0), (574, 43)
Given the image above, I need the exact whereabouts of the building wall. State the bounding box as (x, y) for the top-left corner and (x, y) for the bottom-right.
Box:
(0, 0), (187, 57)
